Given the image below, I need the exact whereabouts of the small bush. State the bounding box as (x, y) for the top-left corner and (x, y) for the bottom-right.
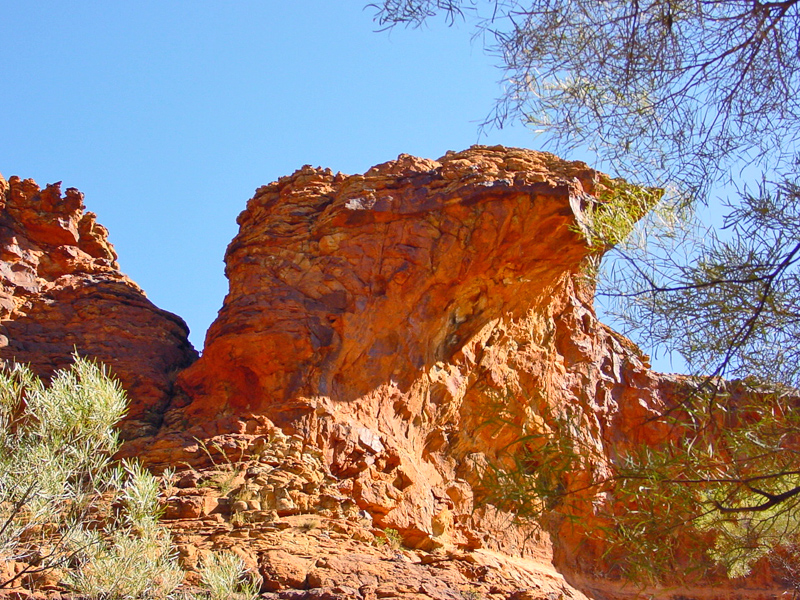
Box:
(63, 462), (184, 599)
(383, 528), (402, 550)
(199, 550), (261, 600)
(0, 356), (184, 596)
(298, 517), (321, 531)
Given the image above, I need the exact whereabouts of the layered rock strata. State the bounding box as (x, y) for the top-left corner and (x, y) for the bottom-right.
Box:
(157, 425), (590, 600)
(0, 174), (197, 438)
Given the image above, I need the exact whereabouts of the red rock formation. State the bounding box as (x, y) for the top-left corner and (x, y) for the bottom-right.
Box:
(3, 148), (785, 599)
(162, 146), (786, 599)
(170, 146), (639, 558)
(180, 148), (599, 416)
(0, 173), (197, 438)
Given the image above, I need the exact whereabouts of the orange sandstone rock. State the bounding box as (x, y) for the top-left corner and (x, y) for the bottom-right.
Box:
(164, 146), (786, 598)
(0, 173), (198, 438)
(2, 149), (785, 599)
(172, 146), (629, 554)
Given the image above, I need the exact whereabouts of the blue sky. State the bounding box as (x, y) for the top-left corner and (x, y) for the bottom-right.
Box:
(6, 2), (675, 367)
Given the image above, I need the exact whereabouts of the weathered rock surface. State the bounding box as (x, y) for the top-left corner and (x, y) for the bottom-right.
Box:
(156, 426), (590, 600)
(0, 173), (197, 438)
(156, 146), (786, 599)
(169, 146), (605, 551)
(2, 148), (790, 599)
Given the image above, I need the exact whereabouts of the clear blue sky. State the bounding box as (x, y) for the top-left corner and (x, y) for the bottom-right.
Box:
(5, 2), (684, 370)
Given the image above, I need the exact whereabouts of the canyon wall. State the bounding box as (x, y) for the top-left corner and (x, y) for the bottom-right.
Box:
(0, 149), (787, 599)
(159, 146), (785, 597)
(0, 174), (198, 438)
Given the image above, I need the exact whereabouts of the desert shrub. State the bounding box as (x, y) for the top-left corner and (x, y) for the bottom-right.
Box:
(383, 528), (402, 550)
(199, 550), (261, 600)
(63, 462), (184, 599)
(0, 356), (184, 597)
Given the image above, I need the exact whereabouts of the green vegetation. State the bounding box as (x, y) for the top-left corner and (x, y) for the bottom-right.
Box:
(0, 356), (262, 598)
(613, 384), (800, 581)
(199, 550), (261, 600)
(0, 356), (183, 597)
(476, 380), (800, 583)
(583, 179), (663, 253)
(0, 356), (129, 588)
(374, 527), (403, 550)
(195, 437), (243, 496)
(459, 588), (483, 600)
(62, 463), (184, 598)
(383, 528), (402, 550)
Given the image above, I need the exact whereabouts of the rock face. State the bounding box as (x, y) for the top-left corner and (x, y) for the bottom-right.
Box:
(0, 174), (198, 438)
(2, 149), (787, 600)
(165, 148), (667, 581)
(162, 146), (784, 599)
(175, 147), (604, 544)
(179, 148), (600, 417)
(157, 423), (591, 600)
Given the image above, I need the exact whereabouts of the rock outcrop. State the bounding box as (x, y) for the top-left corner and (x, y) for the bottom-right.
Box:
(158, 423), (590, 600)
(1, 149), (789, 600)
(171, 146), (608, 550)
(155, 146), (784, 599)
(0, 173), (198, 438)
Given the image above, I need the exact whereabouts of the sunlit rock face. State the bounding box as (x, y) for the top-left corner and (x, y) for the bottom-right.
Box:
(171, 147), (786, 598)
(173, 145), (638, 553)
(0, 173), (198, 439)
(4, 149), (784, 599)
(179, 146), (601, 415)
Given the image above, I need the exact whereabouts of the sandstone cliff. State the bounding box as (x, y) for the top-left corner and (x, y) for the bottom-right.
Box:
(172, 146), (618, 552)
(159, 146), (784, 599)
(0, 173), (198, 439)
(0, 149), (788, 600)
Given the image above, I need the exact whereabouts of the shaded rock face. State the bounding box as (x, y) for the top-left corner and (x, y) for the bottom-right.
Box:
(0, 174), (198, 438)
